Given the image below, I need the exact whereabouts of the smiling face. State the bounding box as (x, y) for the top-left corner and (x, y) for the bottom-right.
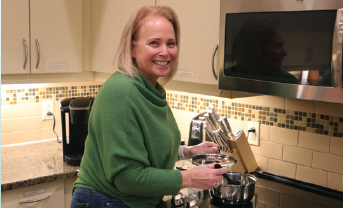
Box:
(132, 15), (178, 86)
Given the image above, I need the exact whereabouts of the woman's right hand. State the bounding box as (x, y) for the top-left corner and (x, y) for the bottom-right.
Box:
(180, 164), (228, 189)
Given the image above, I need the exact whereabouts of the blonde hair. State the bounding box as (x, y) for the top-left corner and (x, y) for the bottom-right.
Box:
(113, 6), (180, 85)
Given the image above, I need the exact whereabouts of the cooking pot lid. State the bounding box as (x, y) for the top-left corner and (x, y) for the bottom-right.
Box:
(191, 154), (237, 168)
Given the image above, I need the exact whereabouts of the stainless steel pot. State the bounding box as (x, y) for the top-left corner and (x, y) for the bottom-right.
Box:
(210, 171), (256, 204)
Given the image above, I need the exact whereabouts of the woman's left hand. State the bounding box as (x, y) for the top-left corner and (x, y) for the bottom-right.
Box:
(183, 142), (219, 159)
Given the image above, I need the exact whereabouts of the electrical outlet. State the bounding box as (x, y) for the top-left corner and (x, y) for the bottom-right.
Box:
(42, 100), (54, 120)
(247, 121), (260, 146)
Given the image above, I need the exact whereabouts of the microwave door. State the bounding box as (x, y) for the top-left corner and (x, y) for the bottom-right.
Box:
(218, 3), (343, 104)
(331, 8), (343, 88)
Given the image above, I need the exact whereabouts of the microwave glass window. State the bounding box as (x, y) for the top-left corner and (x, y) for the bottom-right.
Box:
(223, 10), (337, 86)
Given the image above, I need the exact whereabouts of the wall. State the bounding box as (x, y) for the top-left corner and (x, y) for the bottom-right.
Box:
(1, 81), (102, 145)
(1, 80), (342, 193)
(167, 86), (343, 192)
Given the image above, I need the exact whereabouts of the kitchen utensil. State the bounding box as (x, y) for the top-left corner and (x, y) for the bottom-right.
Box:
(213, 130), (227, 151)
(218, 129), (232, 152)
(214, 164), (241, 185)
(204, 125), (216, 143)
(222, 116), (234, 138)
(218, 119), (228, 137)
(196, 106), (258, 173)
(204, 113), (216, 131)
(209, 105), (221, 122)
(208, 110), (219, 129)
(191, 154), (237, 168)
(210, 171), (256, 204)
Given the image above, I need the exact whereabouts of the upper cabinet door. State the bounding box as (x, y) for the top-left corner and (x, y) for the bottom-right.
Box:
(1, 0), (30, 74)
(92, 0), (155, 73)
(156, 0), (220, 85)
(30, 0), (82, 73)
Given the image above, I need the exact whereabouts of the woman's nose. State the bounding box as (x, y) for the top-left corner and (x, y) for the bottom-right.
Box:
(282, 48), (287, 56)
(159, 45), (169, 56)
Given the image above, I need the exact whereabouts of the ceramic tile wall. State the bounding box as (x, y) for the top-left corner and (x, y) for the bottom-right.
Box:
(1, 83), (343, 192)
(168, 90), (343, 192)
(1, 83), (102, 105)
(1, 82), (103, 146)
(167, 91), (343, 137)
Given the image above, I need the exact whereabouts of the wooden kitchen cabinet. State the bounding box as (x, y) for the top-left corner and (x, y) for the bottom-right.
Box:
(1, 0), (82, 74)
(1, 177), (78, 208)
(1, 180), (64, 208)
(156, 0), (220, 85)
(91, 0), (155, 73)
(64, 176), (78, 208)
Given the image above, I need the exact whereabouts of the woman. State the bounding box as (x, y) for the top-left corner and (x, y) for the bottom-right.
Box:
(71, 6), (227, 208)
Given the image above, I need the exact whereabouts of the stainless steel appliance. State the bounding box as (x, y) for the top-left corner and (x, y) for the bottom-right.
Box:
(216, 0), (343, 104)
(188, 112), (207, 146)
(163, 171), (343, 208)
(60, 97), (94, 166)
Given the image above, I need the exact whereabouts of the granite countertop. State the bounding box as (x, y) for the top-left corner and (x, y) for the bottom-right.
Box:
(1, 140), (80, 192)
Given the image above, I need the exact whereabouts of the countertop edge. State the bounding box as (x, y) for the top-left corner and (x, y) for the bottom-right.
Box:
(1, 170), (79, 192)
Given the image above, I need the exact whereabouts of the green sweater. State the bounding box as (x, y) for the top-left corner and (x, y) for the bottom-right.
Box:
(73, 71), (182, 208)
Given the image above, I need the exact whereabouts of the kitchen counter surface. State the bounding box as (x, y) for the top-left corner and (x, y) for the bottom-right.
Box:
(1, 140), (79, 192)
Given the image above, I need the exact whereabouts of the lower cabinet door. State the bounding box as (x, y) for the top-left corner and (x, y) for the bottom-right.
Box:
(1, 180), (64, 208)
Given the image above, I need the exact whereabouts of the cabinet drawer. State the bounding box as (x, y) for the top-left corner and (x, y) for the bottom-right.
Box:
(2, 180), (64, 208)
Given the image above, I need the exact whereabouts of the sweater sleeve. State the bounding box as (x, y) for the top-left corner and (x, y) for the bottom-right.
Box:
(90, 78), (182, 197)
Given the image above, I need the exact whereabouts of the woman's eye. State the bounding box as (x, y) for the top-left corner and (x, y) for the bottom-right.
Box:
(150, 41), (159, 46)
(168, 42), (176, 47)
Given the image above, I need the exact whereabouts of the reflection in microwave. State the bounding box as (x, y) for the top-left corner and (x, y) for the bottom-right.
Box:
(224, 16), (299, 84)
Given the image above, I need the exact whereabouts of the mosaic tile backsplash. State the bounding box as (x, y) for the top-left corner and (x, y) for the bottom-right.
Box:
(1, 84), (342, 138)
(1, 85), (102, 105)
(166, 93), (343, 138)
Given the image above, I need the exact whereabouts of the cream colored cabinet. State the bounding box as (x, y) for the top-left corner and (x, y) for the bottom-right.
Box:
(156, 0), (220, 85)
(64, 176), (78, 208)
(91, 0), (155, 73)
(1, 0), (82, 74)
(1, 180), (64, 208)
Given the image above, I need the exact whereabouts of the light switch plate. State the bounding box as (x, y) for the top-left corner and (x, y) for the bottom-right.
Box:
(247, 121), (260, 146)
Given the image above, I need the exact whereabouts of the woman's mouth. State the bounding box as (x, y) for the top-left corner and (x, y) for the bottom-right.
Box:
(154, 61), (169, 66)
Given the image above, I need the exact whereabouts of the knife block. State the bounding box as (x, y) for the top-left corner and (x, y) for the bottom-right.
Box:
(222, 131), (258, 173)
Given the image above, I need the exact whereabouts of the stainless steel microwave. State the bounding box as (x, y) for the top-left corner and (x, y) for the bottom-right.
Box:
(217, 0), (343, 104)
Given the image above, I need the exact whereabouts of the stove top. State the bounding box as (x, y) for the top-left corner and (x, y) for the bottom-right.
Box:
(163, 171), (343, 208)
(164, 190), (255, 208)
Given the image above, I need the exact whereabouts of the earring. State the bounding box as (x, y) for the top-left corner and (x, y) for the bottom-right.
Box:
(132, 58), (137, 67)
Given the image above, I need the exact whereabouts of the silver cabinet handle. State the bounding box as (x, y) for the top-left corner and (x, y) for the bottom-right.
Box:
(35, 39), (40, 69)
(305, 47), (310, 63)
(309, 47), (313, 63)
(23, 39), (28, 69)
(212, 44), (218, 80)
(19, 194), (50, 204)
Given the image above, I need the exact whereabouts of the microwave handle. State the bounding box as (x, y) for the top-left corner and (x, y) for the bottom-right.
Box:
(331, 8), (343, 88)
(211, 44), (218, 80)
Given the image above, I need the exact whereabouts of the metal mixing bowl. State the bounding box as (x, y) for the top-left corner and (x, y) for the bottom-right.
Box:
(210, 172), (257, 204)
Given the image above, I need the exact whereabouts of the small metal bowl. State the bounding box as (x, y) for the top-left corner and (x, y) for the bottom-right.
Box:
(191, 154), (237, 168)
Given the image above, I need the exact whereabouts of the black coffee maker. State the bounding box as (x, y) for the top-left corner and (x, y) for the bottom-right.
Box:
(60, 97), (94, 166)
